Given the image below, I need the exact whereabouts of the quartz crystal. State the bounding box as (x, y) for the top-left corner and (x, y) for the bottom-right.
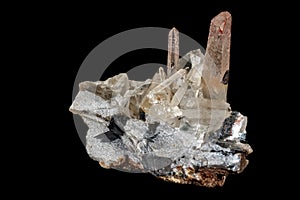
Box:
(70, 11), (252, 187)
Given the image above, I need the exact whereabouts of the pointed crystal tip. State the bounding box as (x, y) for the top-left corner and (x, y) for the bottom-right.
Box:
(170, 27), (178, 32)
(211, 11), (232, 33)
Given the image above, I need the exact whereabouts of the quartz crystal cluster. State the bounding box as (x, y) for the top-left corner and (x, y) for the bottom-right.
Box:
(70, 11), (252, 187)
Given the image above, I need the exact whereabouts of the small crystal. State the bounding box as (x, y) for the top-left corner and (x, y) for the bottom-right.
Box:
(167, 27), (179, 76)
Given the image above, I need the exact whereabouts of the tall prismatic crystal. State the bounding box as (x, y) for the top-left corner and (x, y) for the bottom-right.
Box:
(167, 27), (179, 76)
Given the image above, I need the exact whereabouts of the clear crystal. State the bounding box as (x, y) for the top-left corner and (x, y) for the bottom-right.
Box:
(167, 27), (179, 76)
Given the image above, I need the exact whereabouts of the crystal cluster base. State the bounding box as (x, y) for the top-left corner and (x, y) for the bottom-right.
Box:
(70, 11), (252, 187)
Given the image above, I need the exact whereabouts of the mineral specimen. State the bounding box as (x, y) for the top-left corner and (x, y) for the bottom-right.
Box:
(70, 11), (252, 187)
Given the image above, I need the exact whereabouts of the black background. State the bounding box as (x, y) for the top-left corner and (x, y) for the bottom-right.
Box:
(11, 1), (292, 198)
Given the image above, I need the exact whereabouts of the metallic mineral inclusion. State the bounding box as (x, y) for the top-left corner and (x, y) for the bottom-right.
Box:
(70, 11), (252, 187)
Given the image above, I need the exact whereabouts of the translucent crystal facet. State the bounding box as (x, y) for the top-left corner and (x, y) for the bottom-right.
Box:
(167, 27), (179, 76)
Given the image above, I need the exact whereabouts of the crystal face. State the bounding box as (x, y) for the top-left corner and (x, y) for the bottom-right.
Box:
(70, 11), (252, 187)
